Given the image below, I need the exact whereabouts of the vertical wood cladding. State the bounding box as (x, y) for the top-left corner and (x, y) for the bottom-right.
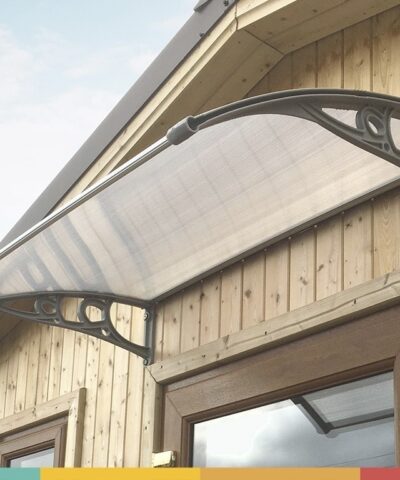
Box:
(0, 6), (400, 467)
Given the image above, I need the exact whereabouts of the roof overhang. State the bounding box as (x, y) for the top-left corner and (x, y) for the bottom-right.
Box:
(1, 89), (400, 362)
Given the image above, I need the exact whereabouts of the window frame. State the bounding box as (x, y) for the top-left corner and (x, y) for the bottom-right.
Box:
(161, 304), (400, 466)
(0, 415), (67, 467)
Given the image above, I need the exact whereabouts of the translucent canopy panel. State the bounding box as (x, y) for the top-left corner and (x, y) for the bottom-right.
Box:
(301, 372), (393, 427)
(1, 90), (400, 304)
(192, 372), (394, 467)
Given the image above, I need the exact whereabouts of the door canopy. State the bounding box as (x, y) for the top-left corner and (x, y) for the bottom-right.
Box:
(1, 89), (400, 363)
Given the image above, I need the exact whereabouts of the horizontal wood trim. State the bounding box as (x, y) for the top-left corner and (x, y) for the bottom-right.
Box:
(166, 308), (399, 417)
(150, 271), (400, 383)
(0, 388), (86, 467)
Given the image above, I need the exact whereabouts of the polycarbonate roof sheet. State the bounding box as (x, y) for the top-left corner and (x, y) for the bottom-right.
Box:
(1, 90), (400, 304)
(303, 372), (393, 424)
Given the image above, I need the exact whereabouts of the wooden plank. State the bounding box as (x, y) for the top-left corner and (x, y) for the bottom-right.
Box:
(36, 324), (52, 405)
(64, 388), (86, 467)
(289, 229), (315, 310)
(47, 326), (64, 401)
(316, 217), (342, 300)
(292, 43), (316, 88)
(4, 331), (19, 416)
(372, 6), (400, 95)
(108, 304), (131, 467)
(242, 252), (265, 329)
(268, 54), (293, 93)
(124, 307), (145, 467)
(0, 357), (8, 419)
(14, 323), (30, 413)
(343, 18), (372, 90)
(153, 305), (164, 363)
(344, 203), (373, 289)
(139, 369), (162, 467)
(373, 190), (400, 278)
(150, 269), (400, 384)
(162, 293), (182, 360)
(180, 285), (201, 353)
(24, 325), (41, 409)
(92, 306), (117, 467)
(71, 333), (88, 391)
(200, 273), (221, 346)
(265, 241), (289, 320)
(317, 31), (343, 88)
(220, 264), (243, 337)
(80, 307), (101, 467)
(60, 299), (77, 395)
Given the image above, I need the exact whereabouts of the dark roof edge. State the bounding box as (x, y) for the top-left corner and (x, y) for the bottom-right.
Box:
(1, 0), (236, 248)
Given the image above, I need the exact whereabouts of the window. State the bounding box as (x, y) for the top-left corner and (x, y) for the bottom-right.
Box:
(0, 388), (85, 467)
(0, 416), (67, 467)
(192, 372), (394, 467)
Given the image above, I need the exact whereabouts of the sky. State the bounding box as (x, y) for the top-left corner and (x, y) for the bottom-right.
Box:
(0, 0), (194, 242)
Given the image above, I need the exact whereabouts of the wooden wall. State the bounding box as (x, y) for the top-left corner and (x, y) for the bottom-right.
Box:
(0, 5), (400, 467)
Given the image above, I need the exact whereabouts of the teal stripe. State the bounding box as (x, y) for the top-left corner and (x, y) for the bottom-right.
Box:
(0, 468), (40, 480)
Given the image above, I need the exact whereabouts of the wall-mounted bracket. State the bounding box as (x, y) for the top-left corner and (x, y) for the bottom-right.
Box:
(0, 292), (154, 364)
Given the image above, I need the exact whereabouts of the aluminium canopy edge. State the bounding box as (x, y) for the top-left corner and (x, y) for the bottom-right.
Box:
(1, 88), (400, 364)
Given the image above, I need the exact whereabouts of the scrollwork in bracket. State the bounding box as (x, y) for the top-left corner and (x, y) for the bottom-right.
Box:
(300, 102), (400, 167)
(0, 294), (153, 364)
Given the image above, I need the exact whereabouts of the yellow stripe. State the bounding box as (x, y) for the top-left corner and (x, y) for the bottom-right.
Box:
(41, 468), (202, 480)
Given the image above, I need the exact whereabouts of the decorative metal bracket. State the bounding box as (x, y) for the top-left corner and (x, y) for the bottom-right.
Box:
(0, 293), (154, 364)
(300, 102), (400, 167)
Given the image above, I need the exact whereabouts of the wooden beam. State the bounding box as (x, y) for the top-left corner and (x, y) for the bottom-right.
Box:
(243, 0), (400, 54)
(150, 271), (400, 384)
(237, 0), (345, 37)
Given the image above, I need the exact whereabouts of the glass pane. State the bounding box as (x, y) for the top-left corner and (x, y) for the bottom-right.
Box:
(1, 113), (400, 301)
(9, 448), (54, 468)
(192, 372), (394, 467)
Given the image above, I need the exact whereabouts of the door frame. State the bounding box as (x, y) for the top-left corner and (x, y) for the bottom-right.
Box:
(162, 304), (400, 466)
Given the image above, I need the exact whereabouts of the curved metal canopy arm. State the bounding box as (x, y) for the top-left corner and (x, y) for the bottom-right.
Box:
(167, 89), (400, 167)
(0, 293), (154, 364)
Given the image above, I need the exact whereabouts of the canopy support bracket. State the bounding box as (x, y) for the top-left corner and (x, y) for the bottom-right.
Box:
(0, 293), (154, 364)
